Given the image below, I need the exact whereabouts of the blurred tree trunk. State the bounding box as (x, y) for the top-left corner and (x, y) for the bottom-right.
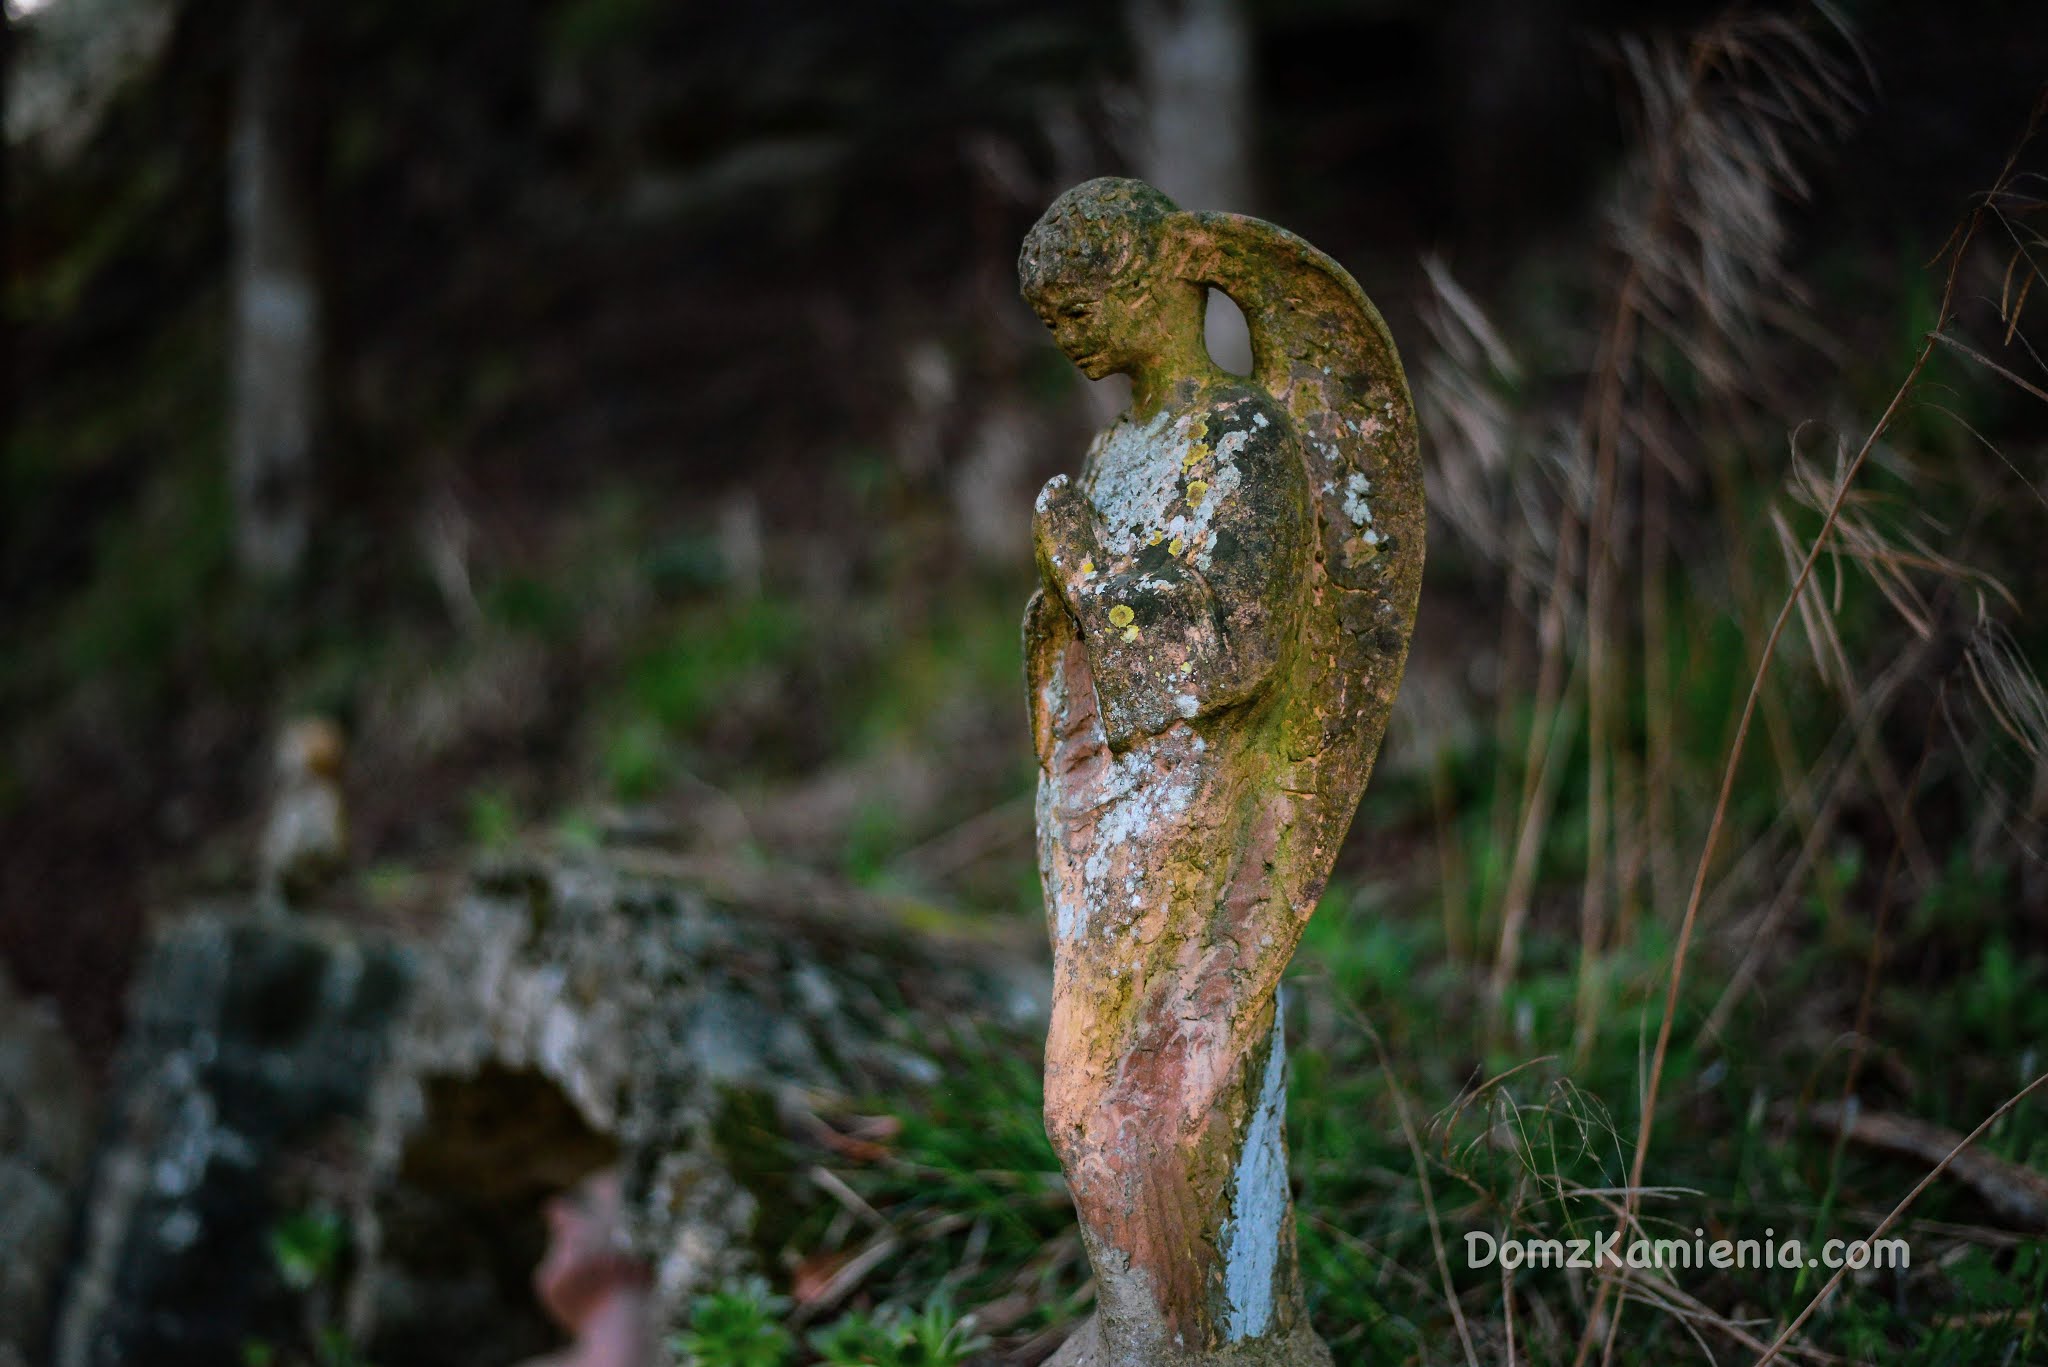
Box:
(1129, 0), (1253, 375)
(229, 0), (319, 581)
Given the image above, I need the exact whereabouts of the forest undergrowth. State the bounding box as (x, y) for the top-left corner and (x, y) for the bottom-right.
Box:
(10, 3), (2048, 1364)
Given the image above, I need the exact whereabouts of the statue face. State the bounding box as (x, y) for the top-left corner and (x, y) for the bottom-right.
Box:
(1026, 271), (1156, 382)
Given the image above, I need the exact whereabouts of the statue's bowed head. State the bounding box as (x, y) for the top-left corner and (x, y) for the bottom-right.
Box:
(1019, 179), (1218, 400)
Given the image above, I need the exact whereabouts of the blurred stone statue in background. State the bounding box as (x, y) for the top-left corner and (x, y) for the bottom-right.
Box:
(260, 717), (347, 910)
(518, 1172), (654, 1367)
(1021, 178), (1422, 1365)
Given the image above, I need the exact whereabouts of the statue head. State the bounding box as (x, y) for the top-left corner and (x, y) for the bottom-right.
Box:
(1018, 177), (1192, 381)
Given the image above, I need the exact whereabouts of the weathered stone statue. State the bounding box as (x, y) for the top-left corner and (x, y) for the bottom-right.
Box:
(1021, 178), (1421, 1365)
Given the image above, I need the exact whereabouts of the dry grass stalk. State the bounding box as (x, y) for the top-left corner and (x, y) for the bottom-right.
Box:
(1419, 7), (1862, 1036)
(1593, 90), (2048, 1367)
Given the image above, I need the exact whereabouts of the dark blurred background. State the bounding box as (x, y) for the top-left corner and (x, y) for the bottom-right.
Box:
(7, 1), (2048, 1363)
(9, 0), (2040, 1065)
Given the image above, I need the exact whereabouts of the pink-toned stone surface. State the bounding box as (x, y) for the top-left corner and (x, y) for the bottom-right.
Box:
(521, 1173), (654, 1367)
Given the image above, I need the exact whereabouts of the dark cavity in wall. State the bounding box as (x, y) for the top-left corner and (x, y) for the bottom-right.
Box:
(364, 1063), (620, 1367)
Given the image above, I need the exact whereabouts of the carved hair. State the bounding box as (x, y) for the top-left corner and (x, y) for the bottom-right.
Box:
(1017, 176), (1181, 300)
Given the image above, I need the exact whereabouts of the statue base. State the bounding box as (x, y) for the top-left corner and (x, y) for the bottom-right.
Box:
(1045, 1313), (1335, 1367)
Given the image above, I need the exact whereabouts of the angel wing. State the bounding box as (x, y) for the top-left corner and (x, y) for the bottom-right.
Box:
(1168, 211), (1424, 873)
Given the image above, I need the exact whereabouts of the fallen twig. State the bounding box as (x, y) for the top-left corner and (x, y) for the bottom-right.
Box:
(1787, 1099), (2048, 1231)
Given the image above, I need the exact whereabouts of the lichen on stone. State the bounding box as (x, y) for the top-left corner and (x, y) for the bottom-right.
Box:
(1020, 175), (1421, 1367)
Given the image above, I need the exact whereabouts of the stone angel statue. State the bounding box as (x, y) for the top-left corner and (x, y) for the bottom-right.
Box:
(1021, 179), (1422, 1366)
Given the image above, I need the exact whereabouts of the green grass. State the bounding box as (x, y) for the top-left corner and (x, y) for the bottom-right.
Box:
(1275, 874), (2048, 1364)
(657, 901), (2043, 1363)
(673, 1280), (991, 1367)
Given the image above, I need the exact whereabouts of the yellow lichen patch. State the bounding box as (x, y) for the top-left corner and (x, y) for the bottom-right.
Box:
(1121, 624), (1140, 642)
(1342, 535), (1379, 568)
(1146, 529), (1164, 546)
(1182, 444), (1209, 469)
(1080, 557), (1096, 577)
(1185, 479), (1210, 504)
(1108, 604), (1135, 628)
(1167, 536), (1184, 557)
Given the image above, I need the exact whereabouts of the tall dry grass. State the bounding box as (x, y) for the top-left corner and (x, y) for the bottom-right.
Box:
(1413, 4), (2048, 1359)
